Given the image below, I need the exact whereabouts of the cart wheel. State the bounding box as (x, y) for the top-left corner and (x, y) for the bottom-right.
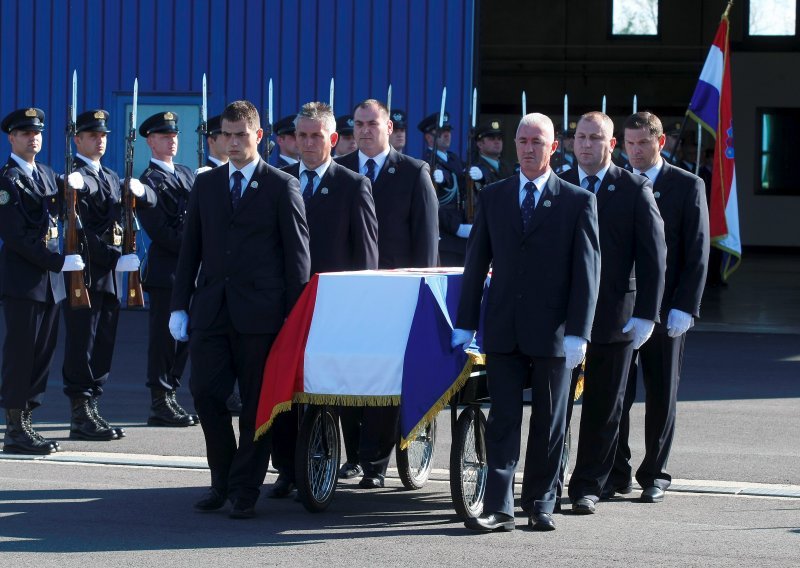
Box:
(396, 419), (437, 490)
(295, 405), (340, 513)
(450, 406), (487, 520)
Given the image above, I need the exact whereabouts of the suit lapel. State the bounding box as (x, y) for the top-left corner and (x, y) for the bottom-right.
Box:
(524, 173), (561, 238)
(234, 159), (267, 214)
(372, 149), (397, 192)
(652, 161), (674, 202)
(506, 175), (524, 237)
(595, 165), (621, 212)
(308, 160), (337, 212)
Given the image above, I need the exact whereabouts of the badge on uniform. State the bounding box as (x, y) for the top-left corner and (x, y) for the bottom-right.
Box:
(607, 184), (616, 192)
(0, 189), (9, 205)
(320, 187), (329, 195)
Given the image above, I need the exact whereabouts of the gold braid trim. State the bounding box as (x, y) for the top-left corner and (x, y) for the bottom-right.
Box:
(254, 400), (294, 441)
(292, 393), (401, 407)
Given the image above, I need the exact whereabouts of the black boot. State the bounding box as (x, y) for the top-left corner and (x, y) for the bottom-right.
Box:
(69, 398), (117, 441)
(22, 408), (60, 451)
(89, 396), (125, 438)
(3, 409), (54, 455)
(148, 389), (194, 427)
(165, 390), (199, 425)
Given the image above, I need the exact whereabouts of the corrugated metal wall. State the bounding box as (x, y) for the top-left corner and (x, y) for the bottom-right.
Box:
(0, 0), (476, 173)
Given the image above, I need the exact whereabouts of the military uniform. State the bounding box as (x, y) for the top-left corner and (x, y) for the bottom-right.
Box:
(273, 115), (298, 168)
(204, 115), (227, 168)
(389, 109), (408, 154)
(471, 121), (515, 187)
(552, 122), (577, 174)
(0, 108), (65, 455)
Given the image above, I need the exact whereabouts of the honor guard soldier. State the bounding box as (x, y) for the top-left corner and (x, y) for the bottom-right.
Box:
(137, 111), (199, 427)
(333, 114), (357, 157)
(661, 121), (683, 166)
(204, 115), (229, 168)
(468, 120), (515, 188)
(552, 121), (577, 173)
(388, 109), (407, 153)
(419, 111), (470, 266)
(61, 109), (156, 441)
(0, 108), (85, 454)
(273, 115), (299, 168)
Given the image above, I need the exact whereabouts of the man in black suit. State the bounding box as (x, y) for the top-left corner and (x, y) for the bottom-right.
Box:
(609, 112), (709, 504)
(453, 113), (601, 532)
(0, 107), (85, 454)
(62, 109), (157, 442)
(269, 101), (378, 496)
(560, 112), (666, 515)
(337, 98), (439, 486)
(138, 111), (198, 428)
(169, 100), (310, 519)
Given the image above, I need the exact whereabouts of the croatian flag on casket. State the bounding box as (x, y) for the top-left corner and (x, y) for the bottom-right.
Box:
(254, 268), (484, 447)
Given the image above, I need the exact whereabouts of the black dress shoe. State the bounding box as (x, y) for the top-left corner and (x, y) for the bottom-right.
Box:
(640, 486), (665, 503)
(229, 498), (256, 519)
(600, 483), (634, 500)
(464, 512), (515, 532)
(358, 475), (384, 489)
(194, 488), (228, 512)
(269, 475), (296, 498)
(571, 497), (596, 514)
(338, 462), (362, 479)
(528, 512), (556, 531)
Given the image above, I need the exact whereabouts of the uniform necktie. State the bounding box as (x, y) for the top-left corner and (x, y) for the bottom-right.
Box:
(365, 158), (376, 183)
(231, 171), (244, 209)
(302, 170), (316, 205)
(585, 174), (599, 193)
(520, 181), (537, 231)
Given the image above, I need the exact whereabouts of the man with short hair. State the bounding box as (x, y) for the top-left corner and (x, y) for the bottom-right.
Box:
(273, 115), (299, 168)
(468, 120), (515, 188)
(559, 111), (666, 515)
(388, 109), (408, 153)
(170, 100), (310, 519)
(610, 111), (709, 504)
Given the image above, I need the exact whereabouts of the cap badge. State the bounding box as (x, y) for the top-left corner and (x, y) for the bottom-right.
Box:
(93, 111), (105, 119)
(25, 109), (37, 117)
(164, 112), (175, 120)
(347, 118), (354, 127)
(491, 121), (500, 129)
(393, 113), (402, 121)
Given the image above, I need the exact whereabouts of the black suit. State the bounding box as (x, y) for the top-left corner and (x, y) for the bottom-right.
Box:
(61, 156), (157, 401)
(612, 161), (709, 492)
(559, 164), (666, 503)
(171, 159), (310, 503)
(138, 161), (196, 392)
(0, 158), (65, 411)
(456, 172), (600, 516)
(423, 147), (467, 266)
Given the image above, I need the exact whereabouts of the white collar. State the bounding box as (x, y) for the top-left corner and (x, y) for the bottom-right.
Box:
(299, 158), (332, 181)
(10, 153), (36, 177)
(578, 163), (611, 185)
(633, 157), (664, 182)
(151, 158), (175, 175)
(519, 169), (551, 192)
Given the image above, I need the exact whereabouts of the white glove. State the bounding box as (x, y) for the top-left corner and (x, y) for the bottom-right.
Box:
(563, 335), (587, 370)
(194, 166), (212, 175)
(622, 317), (655, 350)
(67, 172), (84, 190)
(433, 169), (445, 184)
(451, 328), (476, 350)
(129, 178), (146, 197)
(456, 224), (473, 239)
(115, 254), (141, 272)
(468, 166), (484, 181)
(169, 310), (190, 342)
(61, 254), (85, 272)
(666, 309), (693, 338)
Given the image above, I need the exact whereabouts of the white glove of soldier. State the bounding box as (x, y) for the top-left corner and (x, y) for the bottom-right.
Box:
(456, 224), (473, 239)
(61, 254), (85, 272)
(432, 169), (445, 184)
(622, 317), (655, 350)
(194, 166), (213, 175)
(666, 309), (694, 338)
(468, 166), (484, 181)
(66, 172), (85, 190)
(129, 178), (146, 197)
(563, 335), (587, 370)
(451, 328), (476, 350)
(169, 310), (190, 342)
(115, 254), (141, 272)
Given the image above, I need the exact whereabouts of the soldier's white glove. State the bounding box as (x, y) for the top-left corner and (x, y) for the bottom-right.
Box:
(563, 335), (587, 370)
(451, 328), (476, 350)
(666, 309), (693, 338)
(115, 254), (141, 272)
(129, 178), (146, 197)
(169, 310), (190, 342)
(468, 166), (484, 181)
(61, 254), (85, 272)
(456, 224), (473, 239)
(194, 166), (212, 175)
(622, 317), (655, 350)
(432, 169), (445, 184)
(67, 172), (84, 190)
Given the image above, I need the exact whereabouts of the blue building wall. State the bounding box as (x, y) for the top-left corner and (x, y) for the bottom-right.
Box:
(0, 0), (477, 174)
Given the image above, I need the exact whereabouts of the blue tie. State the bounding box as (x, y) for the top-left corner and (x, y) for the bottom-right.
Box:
(520, 181), (537, 231)
(231, 171), (244, 209)
(585, 174), (599, 193)
(302, 170), (316, 205)
(365, 158), (376, 183)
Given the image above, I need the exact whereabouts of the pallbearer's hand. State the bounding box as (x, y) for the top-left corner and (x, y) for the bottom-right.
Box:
(622, 317), (655, 350)
(451, 328), (476, 350)
(666, 309), (693, 338)
(61, 254), (85, 272)
(563, 335), (587, 369)
(115, 254), (140, 272)
(67, 172), (84, 190)
(169, 310), (190, 342)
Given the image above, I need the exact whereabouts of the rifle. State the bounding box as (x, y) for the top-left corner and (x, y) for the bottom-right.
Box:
(261, 77), (275, 161)
(428, 87), (447, 187)
(196, 73), (207, 168)
(122, 77), (145, 308)
(464, 87), (477, 223)
(64, 70), (91, 309)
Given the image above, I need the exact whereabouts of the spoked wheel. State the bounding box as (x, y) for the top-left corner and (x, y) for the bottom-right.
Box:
(561, 423), (572, 480)
(295, 405), (340, 513)
(450, 405), (488, 520)
(396, 419), (437, 490)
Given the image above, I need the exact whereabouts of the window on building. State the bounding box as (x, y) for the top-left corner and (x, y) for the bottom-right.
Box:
(757, 108), (800, 195)
(749, 0), (797, 36)
(611, 0), (660, 36)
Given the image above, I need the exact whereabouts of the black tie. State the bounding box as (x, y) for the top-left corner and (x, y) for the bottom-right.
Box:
(302, 170), (316, 205)
(365, 158), (376, 183)
(585, 174), (599, 193)
(231, 171), (244, 209)
(520, 181), (537, 231)
(640, 172), (649, 180)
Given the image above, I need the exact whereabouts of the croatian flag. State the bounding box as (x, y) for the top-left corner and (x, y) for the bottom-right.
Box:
(686, 4), (741, 279)
(254, 269), (479, 447)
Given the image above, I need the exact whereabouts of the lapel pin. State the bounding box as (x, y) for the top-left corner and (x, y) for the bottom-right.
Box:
(321, 187), (329, 195)
(543, 199), (551, 207)
(654, 191), (661, 199)
(607, 184), (615, 192)
(387, 167), (396, 174)
(0, 190), (9, 205)
(250, 181), (258, 189)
